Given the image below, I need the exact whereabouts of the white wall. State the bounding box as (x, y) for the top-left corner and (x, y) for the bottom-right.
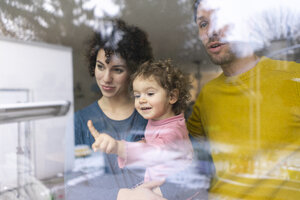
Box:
(0, 38), (74, 190)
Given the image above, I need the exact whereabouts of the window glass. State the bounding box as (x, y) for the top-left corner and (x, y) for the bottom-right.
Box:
(0, 0), (299, 199)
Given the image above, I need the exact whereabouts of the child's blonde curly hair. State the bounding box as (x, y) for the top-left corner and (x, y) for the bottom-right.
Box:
(131, 59), (192, 115)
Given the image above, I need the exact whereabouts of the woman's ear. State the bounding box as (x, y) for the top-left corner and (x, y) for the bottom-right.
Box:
(169, 89), (179, 105)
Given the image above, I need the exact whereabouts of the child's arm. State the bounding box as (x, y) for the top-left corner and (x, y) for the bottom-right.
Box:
(87, 120), (126, 159)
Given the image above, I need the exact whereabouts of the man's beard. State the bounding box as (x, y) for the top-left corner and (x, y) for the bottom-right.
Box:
(207, 42), (254, 65)
(208, 49), (236, 66)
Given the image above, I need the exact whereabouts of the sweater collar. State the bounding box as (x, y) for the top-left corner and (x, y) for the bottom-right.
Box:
(216, 56), (269, 84)
(148, 113), (184, 126)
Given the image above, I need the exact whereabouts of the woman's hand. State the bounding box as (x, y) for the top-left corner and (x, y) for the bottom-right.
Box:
(117, 180), (167, 200)
(88, 120), (125, 157)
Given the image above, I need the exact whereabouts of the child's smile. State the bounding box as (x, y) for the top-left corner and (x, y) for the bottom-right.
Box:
(140, 106), (152, 111)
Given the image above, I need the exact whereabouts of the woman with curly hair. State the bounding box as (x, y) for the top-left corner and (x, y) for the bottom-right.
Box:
(88, 60), (197, 198)
(75, 19), (153, 145)
(74, 19), (168, 200)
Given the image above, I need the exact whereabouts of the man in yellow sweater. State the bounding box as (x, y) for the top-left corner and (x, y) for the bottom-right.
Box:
(188, 0), (300, 199)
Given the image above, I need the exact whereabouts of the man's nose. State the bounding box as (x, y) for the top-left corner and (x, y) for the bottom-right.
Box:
(208, 29), (219, 41)
(199, 28), (219, 41)
(209, 25), (229, 41)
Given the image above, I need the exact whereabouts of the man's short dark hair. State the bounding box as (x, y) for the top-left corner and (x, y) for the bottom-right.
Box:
(193, 0), (202, 22)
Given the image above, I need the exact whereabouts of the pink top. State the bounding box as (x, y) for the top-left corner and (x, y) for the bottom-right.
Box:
(118, 113), (193, 182)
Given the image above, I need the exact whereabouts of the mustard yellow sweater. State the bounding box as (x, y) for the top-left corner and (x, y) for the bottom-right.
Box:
(187, 57), (300, 200)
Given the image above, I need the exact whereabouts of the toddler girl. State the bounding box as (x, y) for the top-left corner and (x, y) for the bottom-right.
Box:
(88, 60), (193, 189)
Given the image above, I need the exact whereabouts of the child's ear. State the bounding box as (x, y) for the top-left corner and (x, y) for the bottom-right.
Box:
(169, 89), (179, 105)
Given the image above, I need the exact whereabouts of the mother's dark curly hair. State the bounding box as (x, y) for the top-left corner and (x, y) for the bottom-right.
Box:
(131, 60), (192, 115)
(87, 19), (153, 76)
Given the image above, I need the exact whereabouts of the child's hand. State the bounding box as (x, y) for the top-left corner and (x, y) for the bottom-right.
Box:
(88, 120), (120, 154)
